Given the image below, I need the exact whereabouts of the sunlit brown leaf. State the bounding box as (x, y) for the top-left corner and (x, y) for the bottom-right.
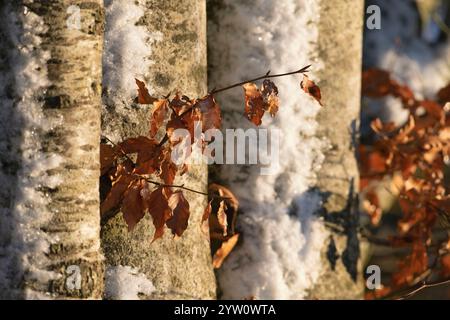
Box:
(150, 99), (169, 138)
(202, 200), (212, 223)
(118, 136), (160, 175)
(169, 93), (193, 116)
(121, 179), (147, 231)
(363, 190), (382, 226)
(201, 201), (212, 235)
(392, 241), (428, 286)
(101, 168), (135, 216)
(166, 113), (188, 146)
(300, 75), (322, 106)
(135, 79), (157, 104)
(213, 234), (239, 269)
(362, 69), (392, 97)
(217, 200), (228, 237)
(370, 118), (396, 135)
(196, 94), (222, 131)
(118, 136), (157, 157)
(242, 80), (280, 125)
(166, 191), (190, 237)
(243, 82), (265, 126)
(261, 79), (279, 117)
(159, 149), (177, 185)
(144, 186), (172, 241)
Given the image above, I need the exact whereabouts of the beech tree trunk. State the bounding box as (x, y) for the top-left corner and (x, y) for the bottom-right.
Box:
(208, 0), (368, 299)
(0, 1), (104, 299)
(307, 0), (368, 299)
(100, 0), (216, 300)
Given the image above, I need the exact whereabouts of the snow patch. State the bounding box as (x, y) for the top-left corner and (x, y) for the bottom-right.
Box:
(105, 265), (155, 300)
(103, 0), (162, 99)
(208, 0), (328, 299)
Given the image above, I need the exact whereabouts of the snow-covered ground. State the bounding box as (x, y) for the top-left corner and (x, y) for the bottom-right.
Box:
(208, 0), (329, 299)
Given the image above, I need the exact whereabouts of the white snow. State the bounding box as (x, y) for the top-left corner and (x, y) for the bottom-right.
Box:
(103, 0), (162, 99)
(208, 0), (329, 299)
(0, 3), (63, 298)
(105, 265), (155, 300)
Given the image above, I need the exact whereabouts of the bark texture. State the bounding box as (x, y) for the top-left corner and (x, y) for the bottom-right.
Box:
(308, 0), (368, 299)
(0, 0), (104, 299)
(101, 0), (216, 300)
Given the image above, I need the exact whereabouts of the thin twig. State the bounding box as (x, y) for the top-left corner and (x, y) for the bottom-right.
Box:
(143, 178), (231, 200)
(156, 65), (312, 147)
(380, 239), (450, 300)
(144, 179), (208, 196)
(210, 64), (311, 95)
(396, 278), (450, 300)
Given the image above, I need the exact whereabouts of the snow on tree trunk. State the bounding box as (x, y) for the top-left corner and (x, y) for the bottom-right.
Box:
(100, 0), (216, 299)
(208, 0), (367, 299)
(0, 1), (104, 299)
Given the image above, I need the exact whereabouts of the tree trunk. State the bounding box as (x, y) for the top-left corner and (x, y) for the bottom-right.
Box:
(307, 0), (368, 299)
(207, 0), (368, 299)
(0, 1), (104, 299)
(100, 0), (216, 300)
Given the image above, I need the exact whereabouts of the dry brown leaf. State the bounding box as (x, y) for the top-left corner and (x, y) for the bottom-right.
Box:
(135, 79), (157, 104)
(243, 83), (266, 126)
(144, 186), (172, 241)
(362, 68), (393, 97)
(121, 179), (147, 231)
(261, 79), (279, 117)
(202, 200), (212, 223)
(217, 200), (228, 237)
(166, 191), (191, 237)
(150, 99), (169, 138)
(101, 169), (135, 216)
(300, 75), (322, 106)
(196, 94), (222, 131)
(159, 149), (177, 185)
(209, 183), (239, 235)
(100, 144), (117, 176)
(363, 190), (382, 226)
(213, 234), (239, 269)
(242, 80), (280, 125)
(169, 93), (193, 116)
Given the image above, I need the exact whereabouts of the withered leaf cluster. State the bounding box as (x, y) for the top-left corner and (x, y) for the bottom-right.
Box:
(100, 70), (322, 267)
(361, 68), (450, 296)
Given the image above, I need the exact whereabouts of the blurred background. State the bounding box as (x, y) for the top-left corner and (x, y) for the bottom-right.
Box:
(362, 0), (450, 299)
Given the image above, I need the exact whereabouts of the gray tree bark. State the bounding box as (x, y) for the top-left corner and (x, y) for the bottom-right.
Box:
(308, 0), (368, 299)
(100, 0), (216, 300)
(0, 1), (104, 299)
